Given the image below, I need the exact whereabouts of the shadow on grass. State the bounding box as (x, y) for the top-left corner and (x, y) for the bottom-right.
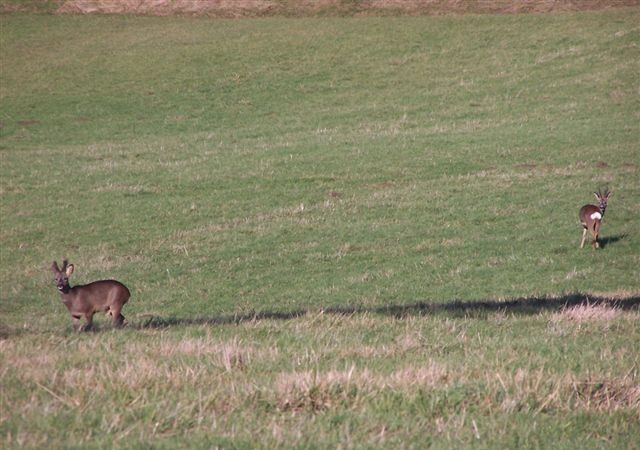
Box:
(137, 292), (640, 329)
(599, 233), (628, 249)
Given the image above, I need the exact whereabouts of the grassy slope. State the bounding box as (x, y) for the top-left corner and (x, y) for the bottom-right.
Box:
(0, 9), (639, 449)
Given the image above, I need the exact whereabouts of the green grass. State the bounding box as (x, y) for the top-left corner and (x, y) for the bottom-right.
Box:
(1, 9), (639, 449)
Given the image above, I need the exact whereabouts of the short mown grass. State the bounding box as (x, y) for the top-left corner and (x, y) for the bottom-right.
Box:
(1, 8), (639, 449)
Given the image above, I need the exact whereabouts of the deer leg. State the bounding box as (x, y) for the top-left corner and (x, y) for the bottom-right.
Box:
(71, 315), (82, 332)
(592, 222), (600, 249)
(116, 314), (127, 328)
(110, 305), (127, 328)
(580, 228), (587, 248)
(80, 313), (94, 332)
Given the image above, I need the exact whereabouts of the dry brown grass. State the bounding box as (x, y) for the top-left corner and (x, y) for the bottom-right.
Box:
(12, 0), (638, 16)
(2, 306), (639, 449)
(551, 303), (622, 323)
(56, 0), (277, 16)
(275, 363), (451, 411)
(273, 364), (640, 414)
(547, 302), (639, 336)
(491, 370), (640, 415)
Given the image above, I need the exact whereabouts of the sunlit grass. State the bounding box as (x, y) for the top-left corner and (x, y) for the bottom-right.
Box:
(1, 8), (639, 449)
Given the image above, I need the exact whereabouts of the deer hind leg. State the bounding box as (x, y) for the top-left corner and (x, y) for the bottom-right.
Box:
(116, 314), (127, 328)
(580, 227), (587, 248)
(591, 222), (601, 249)
(110, 304), (127, 328)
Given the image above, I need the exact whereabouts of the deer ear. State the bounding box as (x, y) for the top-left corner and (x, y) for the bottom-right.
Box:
(65, 264), (74, 277)
(51, 261), (60, 273)
(593, 192), (601, 200)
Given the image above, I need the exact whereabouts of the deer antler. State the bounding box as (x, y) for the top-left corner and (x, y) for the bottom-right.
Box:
(61, 259), (69, 272)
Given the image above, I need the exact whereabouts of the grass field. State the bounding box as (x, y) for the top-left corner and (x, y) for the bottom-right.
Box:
(1, 7), (639, 449)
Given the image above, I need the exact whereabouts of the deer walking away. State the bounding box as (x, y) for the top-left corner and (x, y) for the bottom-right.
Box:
(51, 259), (130, 331)
(579, 189), (611, 249)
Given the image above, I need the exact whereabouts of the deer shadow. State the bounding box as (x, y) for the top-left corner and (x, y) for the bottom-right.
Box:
(599, 233), (628, 249)
(136, 292), (640, 329)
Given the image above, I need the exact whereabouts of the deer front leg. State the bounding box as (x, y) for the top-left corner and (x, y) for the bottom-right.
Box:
(71, 315), (82, 332)
(79, 313), (94, 332)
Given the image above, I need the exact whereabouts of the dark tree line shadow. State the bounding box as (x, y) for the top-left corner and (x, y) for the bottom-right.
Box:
(136, 292), (640, 329)
(598, 233), (628, 249)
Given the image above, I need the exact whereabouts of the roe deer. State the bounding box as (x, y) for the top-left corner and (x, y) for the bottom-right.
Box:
(51, 259), (130, 331)
(579, 189), (611, 249)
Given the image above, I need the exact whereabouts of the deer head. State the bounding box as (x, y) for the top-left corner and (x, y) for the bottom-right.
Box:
(51, 259), (74, 294)
(593, 189), (611, 215)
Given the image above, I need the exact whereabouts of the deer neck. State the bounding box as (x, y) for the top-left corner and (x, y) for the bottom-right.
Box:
(58, 284), (72, 296)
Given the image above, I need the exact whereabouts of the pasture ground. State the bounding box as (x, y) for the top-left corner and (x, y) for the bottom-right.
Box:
(1, 6), (639, 449)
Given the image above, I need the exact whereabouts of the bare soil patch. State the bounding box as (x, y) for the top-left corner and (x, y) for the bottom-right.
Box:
(16, 119), (40, 126)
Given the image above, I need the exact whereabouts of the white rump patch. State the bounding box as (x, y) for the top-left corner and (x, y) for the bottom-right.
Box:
(590, 212), (602, 220)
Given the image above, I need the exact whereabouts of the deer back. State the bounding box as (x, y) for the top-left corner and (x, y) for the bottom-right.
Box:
(64, 280), (130, 314)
